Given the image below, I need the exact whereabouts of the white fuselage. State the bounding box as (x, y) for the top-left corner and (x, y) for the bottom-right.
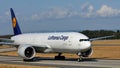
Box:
(11, 32), (91, 53)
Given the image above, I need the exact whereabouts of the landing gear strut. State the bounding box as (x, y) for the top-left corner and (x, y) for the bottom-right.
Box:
(55, 53), (65, 60)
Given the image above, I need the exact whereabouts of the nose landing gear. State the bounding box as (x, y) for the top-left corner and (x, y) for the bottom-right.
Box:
(77, 52), (83, 62)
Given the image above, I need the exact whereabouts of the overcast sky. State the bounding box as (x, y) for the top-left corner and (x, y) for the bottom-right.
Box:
(0, 0), (120, 35)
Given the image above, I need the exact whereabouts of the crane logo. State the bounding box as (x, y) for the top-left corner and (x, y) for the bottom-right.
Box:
(12, 18), (17, 28)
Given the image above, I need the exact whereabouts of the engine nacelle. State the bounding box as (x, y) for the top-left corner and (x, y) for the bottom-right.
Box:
(18, 45), (36, 59)
(81, 48), (93, 57)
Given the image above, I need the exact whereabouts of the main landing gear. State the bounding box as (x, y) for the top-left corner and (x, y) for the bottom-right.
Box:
(55, 53), (65, 60)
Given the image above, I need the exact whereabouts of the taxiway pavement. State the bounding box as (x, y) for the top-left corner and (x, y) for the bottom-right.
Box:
(0, 56), (120, 68)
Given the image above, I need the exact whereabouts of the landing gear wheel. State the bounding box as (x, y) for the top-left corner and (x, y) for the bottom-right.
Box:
(78, 58), (82, 62)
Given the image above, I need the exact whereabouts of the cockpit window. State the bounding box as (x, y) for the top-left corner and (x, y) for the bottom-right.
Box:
(79, 39), (90, 42)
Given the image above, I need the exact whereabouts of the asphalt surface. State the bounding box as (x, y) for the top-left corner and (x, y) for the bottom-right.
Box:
(0, 47), (120, 68)
(0, 48), (16, 52)
(0, 56), (120, 68)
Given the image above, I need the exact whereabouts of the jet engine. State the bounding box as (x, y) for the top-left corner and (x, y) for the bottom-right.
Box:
(18, 45), (36, 59)
(81, 48), (93, 57)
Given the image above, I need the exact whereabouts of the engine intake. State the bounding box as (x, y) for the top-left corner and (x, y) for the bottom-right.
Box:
(81, 48), (93, 57)
(18, 45), (36, 59)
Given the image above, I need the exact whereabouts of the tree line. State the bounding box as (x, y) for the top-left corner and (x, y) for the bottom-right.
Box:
(0, 30), (120, 39)
(80, 30), (120, 39)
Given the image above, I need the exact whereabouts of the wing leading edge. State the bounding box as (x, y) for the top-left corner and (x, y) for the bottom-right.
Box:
(90, 35), (114, 41)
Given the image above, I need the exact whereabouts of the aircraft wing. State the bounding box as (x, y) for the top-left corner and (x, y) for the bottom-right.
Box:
(0, 38), (17, 45)
(0, 38), (50, 52)
(0, 38), (14, 42)
(0, 48), (16, 53)
(90, 35), (114, 41)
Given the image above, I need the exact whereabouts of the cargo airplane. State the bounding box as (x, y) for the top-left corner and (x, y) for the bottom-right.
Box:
(0, 8), (114, 62)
